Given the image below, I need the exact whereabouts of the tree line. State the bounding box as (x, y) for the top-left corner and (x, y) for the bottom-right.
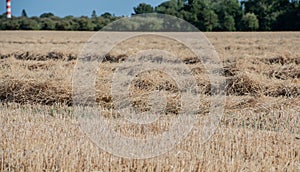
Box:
(0, 0), (300, 31)
(0, 10), (119, 31)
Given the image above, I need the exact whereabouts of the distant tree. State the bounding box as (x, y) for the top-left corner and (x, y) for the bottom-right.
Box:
(75, 16), (95, 31)
(55, 20), (71, 30)
(64, 15), (74, 20)
(21, 9), (28, 17)
(223, 15), (236, 31)
(40, 13), (55, 18)
(212, 0), (242, 30)
(1, 0), (300, 31)
(156, 0), (183, 17)
(94, 14), (119, 31)
(0, 18), (20, 30)
(40, 18), (55, 30)
(202, 9), (219, 31)
(274, 1), (300, 30)
(183, 0), (219, 31)
(133, 3), (154, 15)
(241, 13), (259, 31)
(101, 12), (113, 18)
(241, 0), (290, 30)
(0, 13), (6, 19)
(91, 10), (97, 18)
(19, 18), (39, 30)
(62, 16), (80, 30)
(48, 15), (60, 22)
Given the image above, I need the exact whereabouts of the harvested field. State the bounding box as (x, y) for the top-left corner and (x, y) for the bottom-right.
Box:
(0, 31), (299, 171)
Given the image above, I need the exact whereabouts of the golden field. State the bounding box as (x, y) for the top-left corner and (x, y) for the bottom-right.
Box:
(0, 31), (299, 171)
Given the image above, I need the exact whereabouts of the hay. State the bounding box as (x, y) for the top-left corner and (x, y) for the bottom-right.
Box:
(0, 32), (299, 111)
(0, 52), (77, 61)
(226, 73), (299, 97)
(1, 55), (299, 107)
(0, 32), (300, 171)
(0, 79), (72, 105)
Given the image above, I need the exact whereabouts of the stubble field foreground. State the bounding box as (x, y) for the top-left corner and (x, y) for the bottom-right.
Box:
(0, 31), (299, 171)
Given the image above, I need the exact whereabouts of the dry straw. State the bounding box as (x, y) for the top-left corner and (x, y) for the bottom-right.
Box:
(0, 31), (299, 171)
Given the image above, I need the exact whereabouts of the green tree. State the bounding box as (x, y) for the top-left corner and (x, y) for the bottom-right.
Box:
(101, 12), (113, 18)
(40, 18), (55, 30)
(64, 16), (80, 30)
(133, 3), (154, 15)
(0, 18), (20, 30)
(40, 13), (54, 18)
(242, 0), (290, 31)
(274, 1), (300, 30)
(21, 9), (28, 17)
(212, 0), (242, 30)
(156, 0), (184, 17)
(203, 9), (219, 31)
(0, 13), (6, 19)
(55, 20), (71, 30)
(1, 0), (299, 31)
(223, 15), (236, 31)
(241, 13), (259, 31)
(183, 0), (218, 31)
(75, 16), (95, 31)
(91, 10), (97, 19)
(19, 18), (40, 30)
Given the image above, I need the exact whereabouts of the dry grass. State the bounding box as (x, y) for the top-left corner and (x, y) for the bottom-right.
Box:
(0, 31), (299, 171)
(0, 104), (299, 171)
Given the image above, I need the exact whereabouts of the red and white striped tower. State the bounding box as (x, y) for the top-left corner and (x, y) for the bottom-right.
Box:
(6, 0), (11, 18)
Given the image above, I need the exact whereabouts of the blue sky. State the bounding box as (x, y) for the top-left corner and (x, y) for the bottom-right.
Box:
(0, 0), (165, 17)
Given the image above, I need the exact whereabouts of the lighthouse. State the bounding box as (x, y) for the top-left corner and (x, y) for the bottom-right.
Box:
(7, 0), (11, 18)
